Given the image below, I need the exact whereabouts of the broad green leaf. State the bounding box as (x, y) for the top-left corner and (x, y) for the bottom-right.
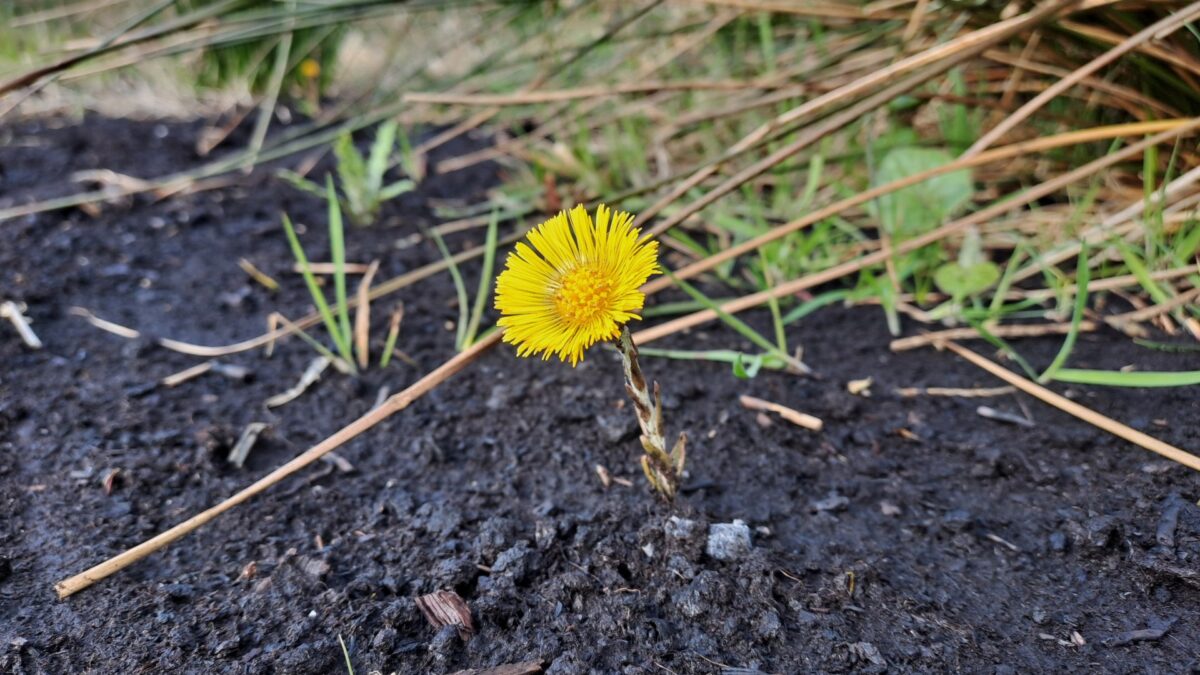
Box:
(934, 261), (1000, 298)
(870, 147), (973, 238)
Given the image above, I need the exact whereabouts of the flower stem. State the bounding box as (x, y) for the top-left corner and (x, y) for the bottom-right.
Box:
(616, 325), (686, 500)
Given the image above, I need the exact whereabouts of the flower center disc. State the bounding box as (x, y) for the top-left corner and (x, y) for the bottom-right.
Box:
(553, 264), (614, 329)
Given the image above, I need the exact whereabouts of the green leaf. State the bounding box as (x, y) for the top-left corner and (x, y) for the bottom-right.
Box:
(276, 169), (326, 198)
(933, 261), (1000, 298)
(280, 213), (354, 371)
(367, 120), (397, 195)
(732, 352), (764, 379)
(870, 146), (973, 237)
(1050, 368), (1200, 388)
(326, 178), (355, 365)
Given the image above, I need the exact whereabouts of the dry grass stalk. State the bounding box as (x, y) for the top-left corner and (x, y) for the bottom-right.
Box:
(964, 3), (1200, 156)
(895, 386), (1016, 398)
(161, 360), (214, 387)
(938, 340), (1200, 473)
(405, 79), (790, 106)
(634, 118), (1200, 344)
(237, 258), (279, 291)
(1, 301), (43, 349)
(890, 321), (1100, 352)
(354, 260), (380, 370)
(55, 331), (503, 598)
(641, 119), (1188, 295)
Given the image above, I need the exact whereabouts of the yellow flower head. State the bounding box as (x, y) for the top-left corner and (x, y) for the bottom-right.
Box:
(298, 58), (321, 80)
(495, 204), (659, 366)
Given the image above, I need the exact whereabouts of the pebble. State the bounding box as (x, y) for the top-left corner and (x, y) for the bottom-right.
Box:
(942, 509), (972, 532)
(1048, 531), (1067, 552)
(1082, 515), (1120, 548)
(706, 520), (752, 561)
(595, 413), (638, 443)
(664, 516), (699, 539)
(812, 492), (849, 512)
(756, 610), (782, 639)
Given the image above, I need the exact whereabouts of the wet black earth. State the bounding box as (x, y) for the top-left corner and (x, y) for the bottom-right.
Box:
(2, 114), (1200, 674)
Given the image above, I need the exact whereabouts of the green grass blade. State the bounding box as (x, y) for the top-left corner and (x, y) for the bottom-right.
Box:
(338, 634), (354, 675)
(367, 120), (397, 196)
(276, 169), (326, 198)
(782, 289), (850, 324)
(758, 249), (787, 353)
(1039, 242), (1089, 383)
(668, 270), (793, 366)
(427, 227), (471, 351)
(247, 7), (293, 168)
(1050, 368), (1200, 388)
(280, 213), (352, 370)
(326, 177), (355, 366)
(463, 208), (499, 349)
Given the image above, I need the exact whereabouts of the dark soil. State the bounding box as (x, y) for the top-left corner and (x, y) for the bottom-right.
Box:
(3, 113), (1200, 675)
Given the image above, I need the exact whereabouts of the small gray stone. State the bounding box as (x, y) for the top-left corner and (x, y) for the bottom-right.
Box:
(812, 492), (849, 512)
(665, 516), (699, 539)
(706, 520), (752, 561)
(756, 610), (782, 639)
(596, 413), (638, 443)
(493, 541), (531, 581)
(942, 509), (972, 532)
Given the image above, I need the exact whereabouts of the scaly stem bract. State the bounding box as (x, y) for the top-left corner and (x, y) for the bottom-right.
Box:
(616, 325), (686, 500)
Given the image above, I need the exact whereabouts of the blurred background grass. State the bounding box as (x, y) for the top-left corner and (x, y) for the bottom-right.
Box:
(2, 0), (1199, 386)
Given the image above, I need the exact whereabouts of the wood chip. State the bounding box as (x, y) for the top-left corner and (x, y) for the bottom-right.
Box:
(265, 356), (330, 408)
(739, 395), (823, 431)
(416, 590), (474, 640)
(847, 377), (873, 396)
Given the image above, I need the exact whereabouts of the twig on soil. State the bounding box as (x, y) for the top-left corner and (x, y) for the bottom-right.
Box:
(889, 321), (1099, 352)
(1, 301), (43, 349)
(354, 261), (380, 370)
(227, 423), (269, 468)
(264, 356), (330, 409)
(937, 340), (1200, 473)
(895, 386), (1015, 398)
(161, 360), (213, 387)
(69, 306), (141, 339)
(54, 331), (501, 598)
(238, 258), (279, 291)
(739, 395), (823, 431)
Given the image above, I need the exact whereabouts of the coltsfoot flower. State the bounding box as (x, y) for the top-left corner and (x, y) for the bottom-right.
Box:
(496, 203), (686, 500)
(494, 204), (659, 366)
